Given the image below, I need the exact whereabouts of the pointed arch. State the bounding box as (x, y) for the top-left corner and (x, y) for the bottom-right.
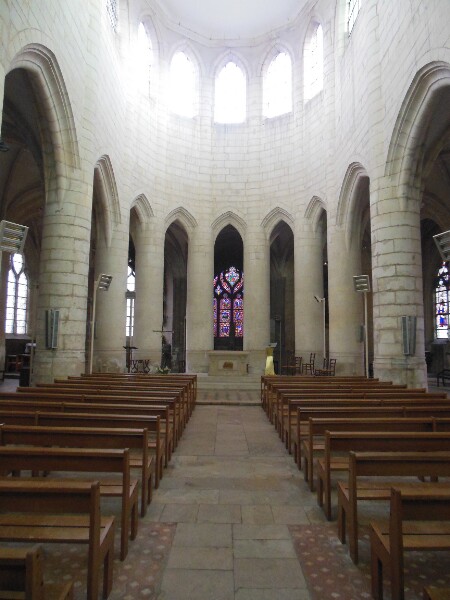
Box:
(9, 43), (80, 193)
(336, 162), (370, 250)
(213, 52), (249, 124)
(165, 207), (197, 239)
(168, 44), (201, 118)
(305, 196), (327, 232)
(94, 155), (121, 247)
(386, 62), (450, 193)
(261, 207), (294, 240)
(212, 211), (246, 239)
(130, 193), (154, 230)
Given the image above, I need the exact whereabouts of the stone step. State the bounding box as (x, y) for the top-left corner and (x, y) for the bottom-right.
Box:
(196, 374), (260, 392)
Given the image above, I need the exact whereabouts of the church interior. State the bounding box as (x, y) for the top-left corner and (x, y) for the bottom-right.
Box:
(1, 1), (450, 599)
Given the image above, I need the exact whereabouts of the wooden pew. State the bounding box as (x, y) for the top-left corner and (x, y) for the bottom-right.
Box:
(370, 485), (450, 600)
(0, 445), (138, 561)
(0, 395), (176, 463)
(0, 408), (164, 489)
(337, 450), (450, 563)
(280, 390), (448, 447)
(424, 587), (450, 599)
(316, 431), (450, 520)
(294, 405), (450, 466)
(0, 424), (154, 518)
(0, 545), (74, 600)
(0, 479), (115, 600)
(301, 417), (436, 489)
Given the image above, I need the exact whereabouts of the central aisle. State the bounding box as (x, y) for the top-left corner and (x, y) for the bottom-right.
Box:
(147, 404), (320, 600)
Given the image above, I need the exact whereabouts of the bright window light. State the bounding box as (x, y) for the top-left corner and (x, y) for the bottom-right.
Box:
(214, 62), (246, 124)
(170, 52), (196, 118)
(136, 22), (153, 92)
(263, 52), (292, 118)
(304, 23), (323, 101)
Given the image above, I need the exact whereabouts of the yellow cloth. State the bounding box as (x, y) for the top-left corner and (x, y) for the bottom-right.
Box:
(265, 346), (275, 376)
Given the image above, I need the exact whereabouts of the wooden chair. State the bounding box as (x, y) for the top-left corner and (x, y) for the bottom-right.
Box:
(315, 358), (336, 376)
(287, 356), (302, 376)
(302, 353), (315, 375)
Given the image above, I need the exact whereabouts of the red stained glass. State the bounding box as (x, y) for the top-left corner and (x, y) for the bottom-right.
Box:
(214, 266), (244, 339)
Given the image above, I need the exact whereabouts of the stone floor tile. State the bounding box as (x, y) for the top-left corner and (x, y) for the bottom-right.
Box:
(155, 488), (219, 504)
(240, 504), (274, 525)
(234, 538), (297, 559)
(159, 569), (234, 600)
(235, 589), (312, 600)
(167, 546), (233, 570)
(271, 505), (311, 525)
(197, 503), (242, 523)
(234, 557), (307, 589)
(159, 503), (199, 523)
(173, 522), (232, 547)
(233, 523), (292, 540)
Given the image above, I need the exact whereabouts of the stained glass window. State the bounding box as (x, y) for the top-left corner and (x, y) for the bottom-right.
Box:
(5, 253), (28, 335)
(436, 262), (450, 339)
(126, 266), (135, 338)
(213, 266), (244, 338)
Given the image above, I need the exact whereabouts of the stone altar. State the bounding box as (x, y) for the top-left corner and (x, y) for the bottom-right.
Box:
(207, 351), (250, 376)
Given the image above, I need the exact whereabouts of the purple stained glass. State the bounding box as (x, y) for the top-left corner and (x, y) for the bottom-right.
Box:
(235, 323), (243, 337)
(220, 310), (230, 322)
(220, 272), (231, 293)
(220, 296), (231, 310)
(220, 323), (230, 337)
(215, 285), (222, 295)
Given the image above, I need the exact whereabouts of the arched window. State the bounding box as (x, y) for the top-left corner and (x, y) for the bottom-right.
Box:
(136, 22), (153, 92)
(169, 51), (196, 118)
(304, 23), (323, 101)
(106, 0), (118, 30)
(263, 52), (292, 118)
(126, 265), (135, 339)
(5, 253), (28, 335)
(213, 266), (244, 340)
(214, 62), (246, 124)
(347, 0), (362, 34)
(435, 262), (450, 339)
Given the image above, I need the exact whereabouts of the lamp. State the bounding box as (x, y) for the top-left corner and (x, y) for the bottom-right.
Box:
(0, 220), (28, 253)
(433, 230), (450, 261)
(88, 273), (113, 374)
(353, 274), (371, 377)
(314, 295), (326, 361)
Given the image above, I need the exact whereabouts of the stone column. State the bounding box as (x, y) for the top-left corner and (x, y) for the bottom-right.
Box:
(133, 220), (165, 365)
(243, 224), (270, 374)
(294, 222), (326, 365)
(186, 223), (213, 373)
(93, 219), (129, 372)
(371, 185), (427, 387)
(327, 226), (365, 375)
(33, 184), (92, 382)
(0, 253), (9, 374)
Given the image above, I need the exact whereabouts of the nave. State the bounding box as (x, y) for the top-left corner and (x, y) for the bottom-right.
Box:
(7, 391), (448, 600)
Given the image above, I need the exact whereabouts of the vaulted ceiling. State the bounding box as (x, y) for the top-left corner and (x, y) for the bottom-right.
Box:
(154, 0), (308, 40)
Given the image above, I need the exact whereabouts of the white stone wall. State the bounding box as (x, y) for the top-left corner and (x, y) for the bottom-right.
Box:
(1, 0), (449, 383)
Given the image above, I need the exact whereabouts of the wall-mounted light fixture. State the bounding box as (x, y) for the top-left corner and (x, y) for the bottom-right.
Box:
(0, 220), (28, 253)
(433, 230), (450, 261)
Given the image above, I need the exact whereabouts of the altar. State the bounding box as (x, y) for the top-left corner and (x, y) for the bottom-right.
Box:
(207, 351), (250, 376)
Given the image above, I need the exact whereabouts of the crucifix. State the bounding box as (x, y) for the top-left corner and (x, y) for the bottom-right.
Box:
(153, 321), (174, 369)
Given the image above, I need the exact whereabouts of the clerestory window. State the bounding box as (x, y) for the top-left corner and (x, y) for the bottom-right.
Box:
(435, 262), (450, 339)
(304, 23), (323, 101)
(169, 52), (196, 118)
(263, 52), (292, 118)
(214, 62), (246, 124)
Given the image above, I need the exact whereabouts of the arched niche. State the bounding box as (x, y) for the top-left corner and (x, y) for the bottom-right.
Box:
(214, 225), (244, 351)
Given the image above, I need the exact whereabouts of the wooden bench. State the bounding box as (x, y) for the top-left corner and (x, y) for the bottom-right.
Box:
(424, 587), (450, 599)
(0, 424), (154, 518)
(316, 431), (450, 520)
(0, 545), (74, 600)
(336, 450), (450, 563)
(0, 445), (138, 561)
(370, 485), (450, 600)
(301, 416), (436, 489)
(0, 479), (115, 600)
(0, 396), (175, 466)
